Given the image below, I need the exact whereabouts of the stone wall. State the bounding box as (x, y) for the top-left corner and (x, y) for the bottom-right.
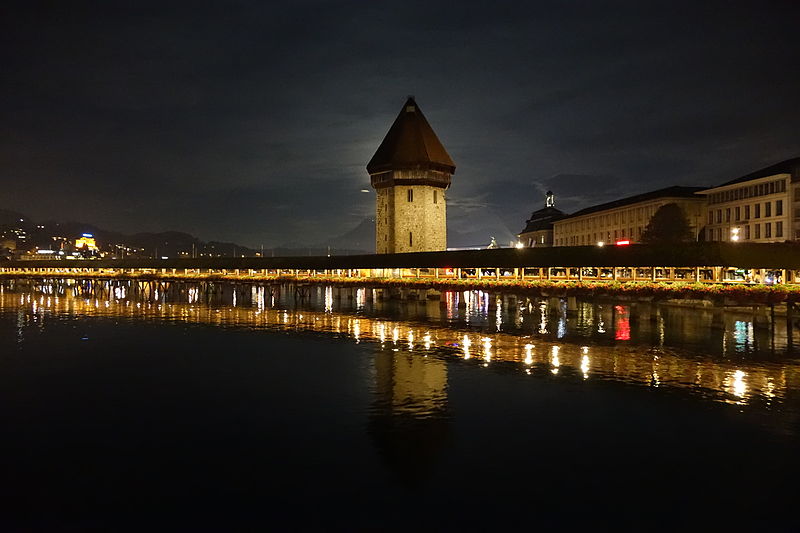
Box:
(376, 184), (447, 253)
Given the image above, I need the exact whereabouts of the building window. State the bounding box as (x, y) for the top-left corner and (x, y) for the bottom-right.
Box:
(745, 225), (750, 240)
(735, 207), (740, 221)
(745, 205), (750, 219)
(795, 188), (800, 201)
(716, 210), (722, 223)
(765, 223), (772, 238)
(755, 224), (761, 239)
(407, 189), (413, 202)
(708, 210), (713, 224)
(433, 190), (438, 204)
(725, 208), (731, 222)
(409, 232), (413, 246)
(707, 228), (713, 241)
(754, 204), (760, 218)
(765, 202), (771, 217)
(776, 221), (783, 238)
(776, 200), (782, 216)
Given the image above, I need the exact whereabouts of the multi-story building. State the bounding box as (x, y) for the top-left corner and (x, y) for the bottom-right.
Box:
(552, 186), (706, 247)
(698, 157), (800, 242)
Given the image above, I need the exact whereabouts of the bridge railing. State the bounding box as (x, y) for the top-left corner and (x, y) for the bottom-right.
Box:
(0, 264), (796, 284)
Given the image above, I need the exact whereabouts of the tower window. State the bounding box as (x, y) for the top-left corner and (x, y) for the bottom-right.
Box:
(433, 190), (438, 204)
(407, 189), (413, 202)
(409, 232), (413, 246)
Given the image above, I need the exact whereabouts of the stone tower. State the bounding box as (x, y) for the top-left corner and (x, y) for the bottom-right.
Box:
(367, 97), (456, 254)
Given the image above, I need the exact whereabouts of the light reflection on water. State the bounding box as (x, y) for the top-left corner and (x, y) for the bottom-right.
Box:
(2, 278), (800, 411)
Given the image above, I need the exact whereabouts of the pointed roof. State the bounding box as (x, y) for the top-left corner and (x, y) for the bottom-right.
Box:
(367, 97), (456, 175)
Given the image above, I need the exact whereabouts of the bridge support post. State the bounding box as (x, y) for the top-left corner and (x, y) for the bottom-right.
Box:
(753, 305), (771, 330)
(566, 296), (578, 315)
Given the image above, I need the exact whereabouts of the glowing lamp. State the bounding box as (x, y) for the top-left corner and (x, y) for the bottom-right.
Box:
(615, 240), (630, 246)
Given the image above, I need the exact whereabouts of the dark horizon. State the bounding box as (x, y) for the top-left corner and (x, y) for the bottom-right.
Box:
(2, 0), (799, 247)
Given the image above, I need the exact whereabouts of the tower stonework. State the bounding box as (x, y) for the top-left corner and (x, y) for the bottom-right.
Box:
(367, 97), (456, 254)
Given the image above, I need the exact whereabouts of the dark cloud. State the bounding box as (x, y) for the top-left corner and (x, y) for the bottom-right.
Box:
(1, 0), (799, 247)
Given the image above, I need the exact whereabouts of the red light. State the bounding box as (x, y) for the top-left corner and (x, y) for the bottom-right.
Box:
(614, 305), (631, 340)
(615, 240), (630, 246)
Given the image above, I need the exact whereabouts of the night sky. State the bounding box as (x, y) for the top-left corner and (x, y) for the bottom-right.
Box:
(3, 1), (799, 248)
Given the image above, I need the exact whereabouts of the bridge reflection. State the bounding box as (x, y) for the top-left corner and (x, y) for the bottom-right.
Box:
(2, 278), (799, 409)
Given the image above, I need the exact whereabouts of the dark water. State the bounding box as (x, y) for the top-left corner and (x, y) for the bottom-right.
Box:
(1, 279), (799, 530)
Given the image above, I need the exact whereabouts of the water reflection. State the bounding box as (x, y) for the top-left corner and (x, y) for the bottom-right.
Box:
(2, 279), (800, 410)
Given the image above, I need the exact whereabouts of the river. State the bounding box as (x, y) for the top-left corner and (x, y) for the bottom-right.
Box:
(1, 279), (798, 530)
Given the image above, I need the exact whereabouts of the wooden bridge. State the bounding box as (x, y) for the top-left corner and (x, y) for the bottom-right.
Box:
(2, 243), (799, 285)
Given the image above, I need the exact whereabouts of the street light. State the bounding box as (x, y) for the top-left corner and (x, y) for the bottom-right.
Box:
(730, 227), (740, 242)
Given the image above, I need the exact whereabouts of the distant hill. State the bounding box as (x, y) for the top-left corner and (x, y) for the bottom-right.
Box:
(0, 209), (28, 226)
(316, 218), (375, 254)
(1, 210), (256, 258)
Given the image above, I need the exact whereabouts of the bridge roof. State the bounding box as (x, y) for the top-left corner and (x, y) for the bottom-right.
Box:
(367, 97), (456, 175)
(5, 243), (800, 270)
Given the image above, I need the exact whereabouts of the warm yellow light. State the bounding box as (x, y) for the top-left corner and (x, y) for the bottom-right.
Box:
(732, 370), (747, 398)
(75, 236), (98, 251)
(524, 344), (533, 365)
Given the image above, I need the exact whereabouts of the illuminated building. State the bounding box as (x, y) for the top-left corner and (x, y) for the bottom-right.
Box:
(698, 157), (800, 242)
(518, 191), (567, 247)
(75, 233), (98, 251)
(368, 97), (455, 253)
(552, 186), (706, 246)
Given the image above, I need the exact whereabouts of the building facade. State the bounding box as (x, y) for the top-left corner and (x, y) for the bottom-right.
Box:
(367, 97), (455, 254)
(552, 186), (706, 247)
(518, 191), (566, 247)
(699, 158), (800, 243)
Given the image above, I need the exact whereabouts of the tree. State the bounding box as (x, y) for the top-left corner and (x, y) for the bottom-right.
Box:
(641, 203), (694, 244)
